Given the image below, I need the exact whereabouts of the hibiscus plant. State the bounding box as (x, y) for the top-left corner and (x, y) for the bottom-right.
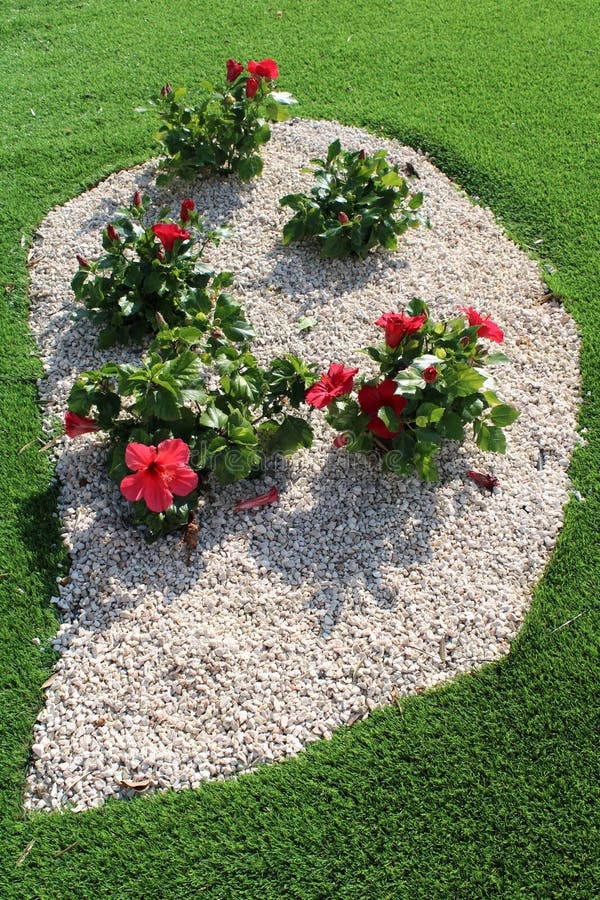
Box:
(280, 139), (425, 259)
(72, 193), (233, 348)
(155, 57), (297, 184)
(306, 299), (519, 481)
(65, 313), (316, 540)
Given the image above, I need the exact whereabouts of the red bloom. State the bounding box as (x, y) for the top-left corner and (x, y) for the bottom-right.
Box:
(179, 198), (195, 223)
(305, 363), (359, 409)
(133, 190), (143, 208)
(247, 58), (279, 80)
(358, 379), (407, 440)
(120, 439), (198, 514)
(76, 254), (90, 268)
(375, 311), (427, 348)
(245, 76), (259, 98)
(226, 59), (244, 82)
(233, 486), (279, 511)
(423, 365), (438, 383)
(338, 211), (349, 224)
(64, 411), (99, 438)
(160, 83), (173, 97)
(333, 434), (348, 448)
(458, 306), (504, 343)
(151, 223), (190, 251)
(107, 224), (119, 243)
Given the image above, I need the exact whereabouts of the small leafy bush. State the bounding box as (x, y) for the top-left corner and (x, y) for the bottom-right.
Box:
(155, 57), (297, 184)
(65, 308), (316, 540)
(280, 139), (424, 259)
(306, 299), (519, 481)
(72, 193), (232, 348)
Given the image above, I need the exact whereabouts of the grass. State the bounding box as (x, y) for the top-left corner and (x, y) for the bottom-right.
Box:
(1, 0), (598, 896)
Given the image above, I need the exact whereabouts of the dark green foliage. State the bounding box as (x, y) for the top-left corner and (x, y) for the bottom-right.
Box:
(72, 195), (232, 347)
(319, 299), (518, 480)
(155, 73), (297, 183)
(68, 320), (316, 538)
(280, 139), (424, 258)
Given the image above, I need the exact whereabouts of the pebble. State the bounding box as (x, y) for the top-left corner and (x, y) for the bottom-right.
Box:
(24, 119), (580, 813)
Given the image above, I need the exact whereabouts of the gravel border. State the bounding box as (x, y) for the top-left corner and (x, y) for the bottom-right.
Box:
(24, 119), (581, 812)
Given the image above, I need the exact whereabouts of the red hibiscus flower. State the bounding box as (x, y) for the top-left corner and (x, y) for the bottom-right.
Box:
(64, 412), (100, 438)
(120, 439), (198, 514)
(375, 311), (427, 348)
(245, 76), (259, 98)
(422, 365), (438, 383)
(179, 198), (195, 223)
(358, 379), (407, 440)
(226, 59), (244, 82)
(458, 306), (504, 343)
(247, 58), (279, 80)
(305, 363), (359, 409)
(151, 223), (190, 251)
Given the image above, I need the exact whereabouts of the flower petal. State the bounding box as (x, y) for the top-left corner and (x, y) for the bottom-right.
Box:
(124, 442), (157, 472)
(357, 384), (381, 416)
(156, 438), (191, 467)
(141, 469), (174, 513)
(169, 466), (199, 498)
(120, 471), (147, 503)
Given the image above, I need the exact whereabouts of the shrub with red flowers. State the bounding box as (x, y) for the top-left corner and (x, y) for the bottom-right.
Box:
(66, 309), (316, 540)
(280, 139), (425, 259)
(72, 193), (232, 347)
(307, 298), (519, 480)
(155, 57), (297, 183)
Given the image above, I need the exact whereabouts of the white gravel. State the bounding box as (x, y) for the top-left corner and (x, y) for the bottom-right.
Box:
(24, 119), (581, 812)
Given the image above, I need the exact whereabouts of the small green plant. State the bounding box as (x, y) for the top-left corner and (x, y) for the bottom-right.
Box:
(306, 299), (519, 481)
(280, 139), (425, 259)
(72, 193), (232, 348)
(65, 311), (316, 540)
(155, 57), (297, 184)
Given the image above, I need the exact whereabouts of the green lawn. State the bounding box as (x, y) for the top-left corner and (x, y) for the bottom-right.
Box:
(1, 1), (598, 897)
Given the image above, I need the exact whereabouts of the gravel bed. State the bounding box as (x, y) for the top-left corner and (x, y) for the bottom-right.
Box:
(24, 119), (581, 812)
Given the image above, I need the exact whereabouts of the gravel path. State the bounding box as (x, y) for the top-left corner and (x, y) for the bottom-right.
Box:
(25, 119), (581, 812)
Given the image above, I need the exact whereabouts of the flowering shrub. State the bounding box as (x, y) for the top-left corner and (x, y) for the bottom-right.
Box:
(306, 299), (519, 480)
(155, 57), (297, 183)
(72, 193), (232, 348)
(66, 312), (316, 540)
(280, 140), (425, 259)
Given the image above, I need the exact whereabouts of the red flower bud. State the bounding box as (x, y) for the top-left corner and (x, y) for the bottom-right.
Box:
(245, 76), (259, 99)
(76, 254), (90, 268)
(338, 211), (349, 224)
(211, 329), (224, 339)
(160, 83), (173, 97)
(226, 59), (244, 82)
(133, 190), (143, 207)
(422, 365), (438, 383)
(180, 198), (195, 223)
(107, 224), (119, 243)
(247, 58), (279, 80)
(358, 149), (367, 160)
(333, 434), (349, 448)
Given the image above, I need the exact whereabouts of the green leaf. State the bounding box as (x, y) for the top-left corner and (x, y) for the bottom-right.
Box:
(438, 411), (465, 441)
(408, 191), (424, 209)
(490, 404), (520, 427)
(443, 363), (486, 397)
(394, 368), (424, 395)
(235, 155), (263, 181)
(476, 423), (507, 453)
(379, 406), (403, 433)
(199, 405), (228, 430)
(297, 316), (318, 332)
(266, 415), (313, 456)
(485, 352), (510, 365)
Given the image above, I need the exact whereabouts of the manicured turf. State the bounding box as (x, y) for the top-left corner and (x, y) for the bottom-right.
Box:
(1, 1), (598, 897)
